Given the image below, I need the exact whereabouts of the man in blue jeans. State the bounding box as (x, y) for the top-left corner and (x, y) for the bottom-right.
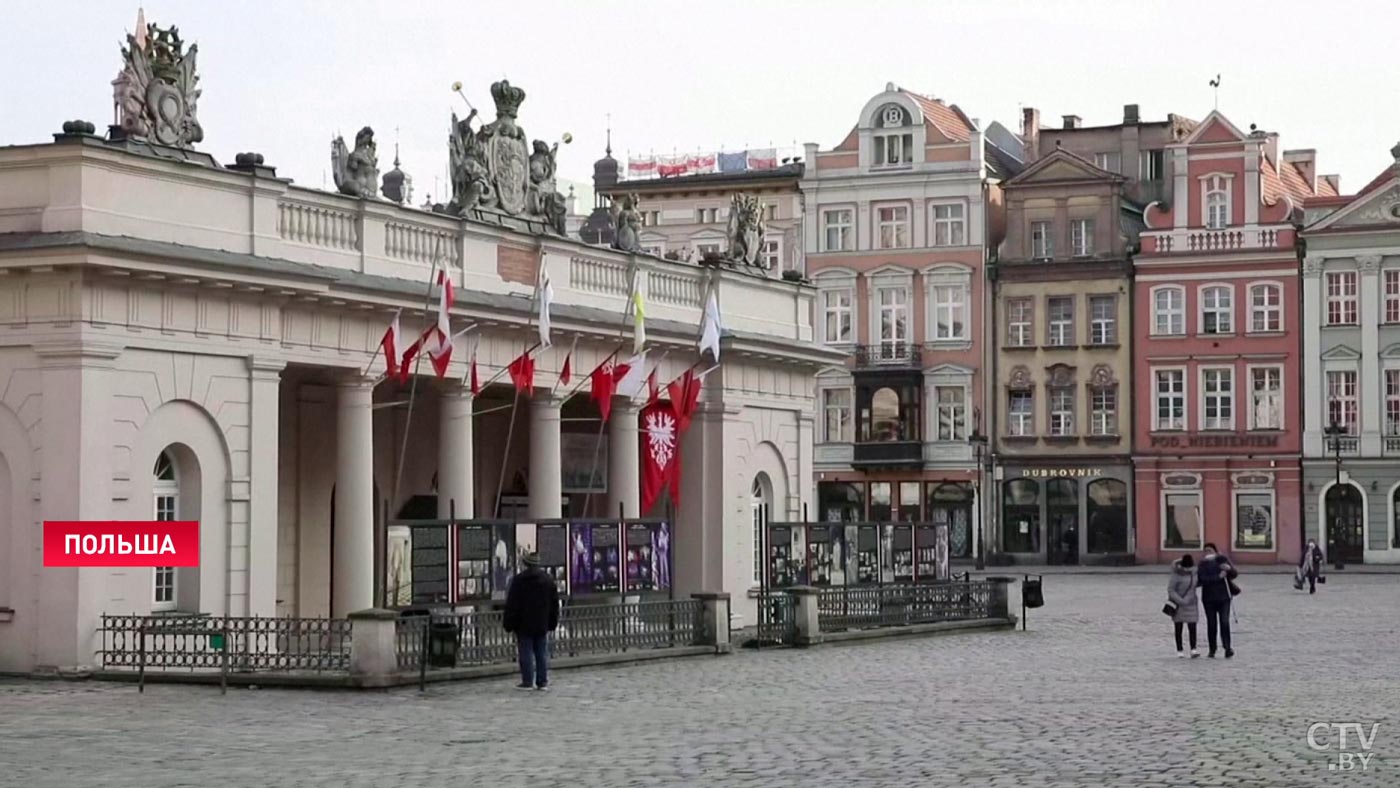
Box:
(1196, 543), (1238, 659)
(503, 552), (559, 690)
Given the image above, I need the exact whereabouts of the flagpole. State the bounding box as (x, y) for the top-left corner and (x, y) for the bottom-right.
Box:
(363, 308), (402, 378)
(391, 242), (445, 519)
(582, 268), (645, 517)
(493, 252), (546, 518)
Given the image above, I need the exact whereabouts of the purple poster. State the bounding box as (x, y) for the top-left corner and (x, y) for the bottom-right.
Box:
(568, 523), (593, 593)
(591, 523), (621, 593)
(626, 523), (653, 591)
(653, 522), (671, 591)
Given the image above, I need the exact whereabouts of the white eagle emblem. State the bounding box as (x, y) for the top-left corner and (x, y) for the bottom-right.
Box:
(645, 410), (677, 470)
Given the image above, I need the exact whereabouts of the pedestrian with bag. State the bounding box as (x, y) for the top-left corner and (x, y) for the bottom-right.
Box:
(1196, 543), (1239, 659)
(1295, 539), (1326, 594)
(1166, 554), (1200, 658)
(503, 551), (560, 691)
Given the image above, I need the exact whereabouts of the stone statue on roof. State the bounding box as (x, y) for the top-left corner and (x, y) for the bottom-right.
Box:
(725, 193), (768, 268)
(330, 127), (379, 199)
(113, 16), (204, 148)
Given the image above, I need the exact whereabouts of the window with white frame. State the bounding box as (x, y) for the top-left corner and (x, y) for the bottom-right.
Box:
(153, 450), (178, 612)
(1327, 370), (1359, 435)
(1163, 491), (1203, 549)
(1234, 491), (1274, 551)
(1047, 296), (1074, 346)
(1090, 387), (1117, 436)
(1201, 285), (1233, 335)
(1201, 367), (1234, 430)
(931, 203), (966, 246)
(1204, 175), (1230, 229)
(695, 207), (719, 224)
(1089, 295), (1116, 345)
(822, 388), (852, 442)
(1031, 221), (1054, 259)
(1155, 369), (1186, 431)
(822, 287), (853, 344)
(877, 285), (909, 352)
(1386, 270), (1400, 324)
(762, 238), (781, 269)
(823, 208), (853, 252)
(1071, 219), (1094, 257)
(876, 205), (911, 249)
(1049, 387), (1075, 436)
(1249, 366), (1283, 430)
(933, 284), (966, 340)
(1250, 283), (1282, 332)
(1387, 370), (1400, 436)
(1007, 298), (1033, 347)
(1008, 389), (1034, 436)
(1140, 149), (1165, 182)
(1094, 152), (1121, 173)
(874, 133), (915, 167)
(1153, 287), (1185, 336)
(1326, 271), (1358, 325)
(935, 386), (966, 441)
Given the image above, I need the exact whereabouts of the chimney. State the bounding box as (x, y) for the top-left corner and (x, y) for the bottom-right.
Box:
(1123, 104), (1140, 125)
(1265, 133), (1281, 175)
(1322, 174), (1340, 193)
(1284, 149), (1317, 192)
(1022, 107), (1040, 161)
(1062, 115), (1082, 130)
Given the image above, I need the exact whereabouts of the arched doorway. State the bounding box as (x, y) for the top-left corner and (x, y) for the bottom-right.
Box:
(751, 473), (772, 585)
(926, 482), (973, 558)
(1324, 483), (1365, 564)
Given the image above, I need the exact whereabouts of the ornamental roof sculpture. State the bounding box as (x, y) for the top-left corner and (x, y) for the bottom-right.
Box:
(331, 127), (379, 199)
(112, 13), (203, 149)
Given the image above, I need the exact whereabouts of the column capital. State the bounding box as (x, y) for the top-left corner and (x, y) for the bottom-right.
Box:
(1359, 254), (1383, 272)
(609, 395), (640, 416)
(337, 373), (379, 391)
(246, 356), (287, 380)
(528, 391), (565, 409)
(438, 381), (475, 400)
(1302, 256), (1325, 278)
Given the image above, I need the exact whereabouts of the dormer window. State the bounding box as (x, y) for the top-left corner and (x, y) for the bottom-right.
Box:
(872, 104), (914, 167)
(1203, 174), (1231, 229)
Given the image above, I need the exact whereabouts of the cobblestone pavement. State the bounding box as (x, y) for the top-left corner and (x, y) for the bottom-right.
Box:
(2, 574), (1397, 788)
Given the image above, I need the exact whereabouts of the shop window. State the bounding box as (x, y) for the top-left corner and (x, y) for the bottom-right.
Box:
(1163, 491), (1203, 550)
(869, 482), (893, 521)
(1087, 479), (1128, 554)
(898, 481), (922, 522)
(1047, 479), (1079, 563)
(927, 482), (973, 558)
(1234, 492), (1274, 551)
(1002, 479), (1041, 554)
(818, 481), (864, 523)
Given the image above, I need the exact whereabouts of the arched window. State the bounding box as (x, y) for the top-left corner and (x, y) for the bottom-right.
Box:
(751, 474), (772, 585)
(871, 387), (901, 441)
(1002, 479), (1041, 554)
(927, 483), (974, 558)
(152, 450), (178, 611)
(1087, 479), (1128, 554)
(1205, 175), (1230, 229)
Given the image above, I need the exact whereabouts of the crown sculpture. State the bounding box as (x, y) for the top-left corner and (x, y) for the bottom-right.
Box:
(113, 16), (203, 148)
(447, 79), (571, 235)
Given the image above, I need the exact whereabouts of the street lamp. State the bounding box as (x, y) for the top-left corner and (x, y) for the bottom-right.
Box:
(969, 408), (989, 571)
(1322, 404), (1348, 570)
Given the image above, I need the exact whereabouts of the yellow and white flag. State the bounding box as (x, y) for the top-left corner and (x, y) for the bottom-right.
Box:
(631, 288), (646, 354)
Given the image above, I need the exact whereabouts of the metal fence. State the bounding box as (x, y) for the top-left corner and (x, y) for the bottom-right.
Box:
(99, 614), (352, 673)
(396, 599), (703, 671)
(816, 581), (997, 632)
(756, 592), (798, 645)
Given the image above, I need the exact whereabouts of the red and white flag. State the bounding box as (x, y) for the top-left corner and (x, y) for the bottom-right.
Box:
(469, 342), (481, 396)
(641, 399), (680, 513)
(397, 336), (423, 384)
(559, 338), (575, 387)
(668, 368), (701, 435)
(628, 155), (656, 178)
(508, 350), (536, 397)
(419, 270), (456, 377)
(747, 148), (777, 170)
(379, 311), (402, 380)
(590, 356), (619, 422)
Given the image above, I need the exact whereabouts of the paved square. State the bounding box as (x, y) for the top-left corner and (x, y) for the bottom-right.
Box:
(1, 573), (1397, 787)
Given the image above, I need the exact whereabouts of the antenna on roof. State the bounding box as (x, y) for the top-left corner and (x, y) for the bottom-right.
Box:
(1209, 74), (1222, 110)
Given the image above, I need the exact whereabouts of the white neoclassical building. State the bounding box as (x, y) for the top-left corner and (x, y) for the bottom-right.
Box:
(0, 125), (835, 673)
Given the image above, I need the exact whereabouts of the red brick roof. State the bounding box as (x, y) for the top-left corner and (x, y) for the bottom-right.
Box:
(1261, 155), (1338, 205)
(899, 89), (974, 142)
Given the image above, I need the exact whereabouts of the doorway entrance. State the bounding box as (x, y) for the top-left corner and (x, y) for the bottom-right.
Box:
(1324, 484), (1365, 564)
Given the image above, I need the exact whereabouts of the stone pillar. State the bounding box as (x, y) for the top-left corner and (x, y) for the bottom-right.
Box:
(246, 358), (285, 618)
(438, 385), (474, 520)
(607, 398), (640, 518)
(347, 608), (399, 687)
(691, 592), (731, 653)
(1303, 257), (1324, 456)
(333, 377), (376, 618)
(986, 576), (1013, 620)
(528, 394), (563, 519)
(789, 586), (822, 647)
(1359, 255), (1383, 454)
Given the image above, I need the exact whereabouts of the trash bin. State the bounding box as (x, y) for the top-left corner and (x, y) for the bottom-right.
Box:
(427, 619), (460, 668)
(1022, 577), (1044, 609)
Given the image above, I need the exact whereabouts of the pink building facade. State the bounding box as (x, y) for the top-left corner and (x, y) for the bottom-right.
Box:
(1132, 111), (1335, 565)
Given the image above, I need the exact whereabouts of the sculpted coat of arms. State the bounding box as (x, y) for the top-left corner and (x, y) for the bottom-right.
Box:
(114, 18), (203, 148)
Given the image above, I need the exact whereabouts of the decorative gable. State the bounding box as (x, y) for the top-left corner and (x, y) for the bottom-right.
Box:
(1321, 345), (1362, 361)
(1379, 343), (1400, 360)
(1008, 149), (1117, 187)
(1182, 111), (1247, 145)
(1313, 184), (1400, 231)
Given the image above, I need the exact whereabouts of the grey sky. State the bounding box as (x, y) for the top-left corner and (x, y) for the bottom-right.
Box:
(3, 0), (1396, 200)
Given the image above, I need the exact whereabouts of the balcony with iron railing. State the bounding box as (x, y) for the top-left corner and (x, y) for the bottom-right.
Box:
(852, 343), (923, 370)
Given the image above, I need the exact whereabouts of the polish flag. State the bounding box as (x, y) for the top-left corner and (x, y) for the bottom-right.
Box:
(379, 311), (402, 380)
(508, 351), (536, 397)
(422, 270), (456, 377)
(469, 343), (481, 396)
(590, 355), (619, 422)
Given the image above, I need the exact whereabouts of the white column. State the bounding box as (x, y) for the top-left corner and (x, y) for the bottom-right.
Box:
(333, 376), (375, 617)
(438, 385), (474, 520)
(607, 398), (640, 518)
(246, 358), (285, 617)
(1359, 255), (1383, 454)
(528, 394), (563, 519)
(1302, 257), (1324, 457)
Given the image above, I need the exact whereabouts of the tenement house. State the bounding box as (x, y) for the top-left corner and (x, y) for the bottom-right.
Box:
(802, 83), (1022, 562)
(1299, 142), (1400, 565)
(990, 147), (1135, 565)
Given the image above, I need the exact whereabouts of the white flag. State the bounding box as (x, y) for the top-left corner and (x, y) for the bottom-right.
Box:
(698, 291), (722, 362)
(616, 351), (649, 398)
(538, 270), (554, 347)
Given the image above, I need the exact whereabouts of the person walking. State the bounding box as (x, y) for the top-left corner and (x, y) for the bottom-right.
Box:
(1196, 543), (1238, 659)
(1167, 554), (1200, 658)
(1296, 539), (1325, 594)
(503, 552), (560, 691)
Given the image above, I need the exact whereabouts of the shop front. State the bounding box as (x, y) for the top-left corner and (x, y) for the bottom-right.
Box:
(1133, 460), (1301, 565)
(996, 463), (1133, 565)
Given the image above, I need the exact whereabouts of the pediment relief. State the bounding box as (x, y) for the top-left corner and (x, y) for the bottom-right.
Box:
(1331, 184), (1400, 228)
(1321, 345), (1362, 361)
(1380, 343), (1400, 359)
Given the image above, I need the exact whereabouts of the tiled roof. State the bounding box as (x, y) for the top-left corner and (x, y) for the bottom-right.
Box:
(900, 89), (974, 142)
(1261, 156), (1338, 205)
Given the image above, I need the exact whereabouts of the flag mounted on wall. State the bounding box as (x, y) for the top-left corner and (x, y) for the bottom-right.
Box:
(641, 399), (680, 513)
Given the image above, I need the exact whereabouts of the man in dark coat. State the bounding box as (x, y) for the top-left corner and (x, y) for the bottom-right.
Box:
(1196, 542), (1238, 659)
(503, 552), (560, 690)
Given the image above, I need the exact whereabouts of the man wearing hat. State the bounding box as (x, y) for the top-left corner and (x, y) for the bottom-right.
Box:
(503, 552), (560, 690)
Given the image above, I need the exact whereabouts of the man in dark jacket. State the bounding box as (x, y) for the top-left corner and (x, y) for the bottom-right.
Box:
(1196, 543), (1238, 659)
(503, 552), (560, 690)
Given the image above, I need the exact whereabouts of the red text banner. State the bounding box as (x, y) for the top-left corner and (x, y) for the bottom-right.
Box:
(43, 521), (200, 567)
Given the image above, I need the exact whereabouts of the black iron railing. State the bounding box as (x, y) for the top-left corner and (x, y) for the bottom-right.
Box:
(853, 343), (922, 369)
(99, 614), (351, 674)
(815, 581), (997, 632)
(756, 592), (798, 646)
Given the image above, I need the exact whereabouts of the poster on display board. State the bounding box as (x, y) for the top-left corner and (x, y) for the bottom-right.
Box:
(766, 524), (807, 588)
(915, 523), (950, 582)
(570, 522), (621, 594)
(806, 525), (847, 586)
(528, 522), (569, 593)
(856, 524), (880, 584)
(624, 522), (672, 592)
(408, 525), (451, 604)
(892, 524), (914, 583)
(456, 523), (514, 600)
